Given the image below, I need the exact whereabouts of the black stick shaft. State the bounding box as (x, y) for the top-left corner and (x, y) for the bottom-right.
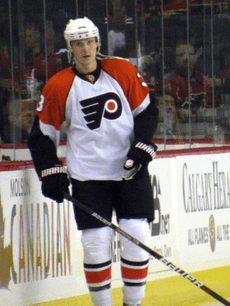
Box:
(63, 192), (230, 306)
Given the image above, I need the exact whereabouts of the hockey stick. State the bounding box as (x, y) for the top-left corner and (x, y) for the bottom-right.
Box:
(63, 192), (230, 306)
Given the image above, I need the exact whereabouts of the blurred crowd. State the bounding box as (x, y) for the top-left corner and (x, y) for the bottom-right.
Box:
(0, 0), (230, 145)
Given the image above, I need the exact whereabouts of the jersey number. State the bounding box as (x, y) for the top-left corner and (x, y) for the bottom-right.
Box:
(36, 95), (45, 112)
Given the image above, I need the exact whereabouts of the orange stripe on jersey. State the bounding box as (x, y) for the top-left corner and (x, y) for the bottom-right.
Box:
(101, 58), (149, 112)
(84, 267), (111, 284)
(121, 266), (148, 280)
(36, 67), (75, 130)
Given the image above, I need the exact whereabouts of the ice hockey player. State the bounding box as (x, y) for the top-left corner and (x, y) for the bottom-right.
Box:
(28, 17), (158, 306)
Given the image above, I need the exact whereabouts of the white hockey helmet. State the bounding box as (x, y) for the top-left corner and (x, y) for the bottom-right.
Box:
(64, 17), (100, 51)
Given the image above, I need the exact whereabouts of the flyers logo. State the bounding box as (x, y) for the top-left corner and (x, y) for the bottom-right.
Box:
(80, 92), (122, 130)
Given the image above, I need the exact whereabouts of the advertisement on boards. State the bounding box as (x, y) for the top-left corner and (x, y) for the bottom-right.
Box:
(176, 153), (230, 266)
(148, 158), (177, 274)
(0, 168), (86, 306)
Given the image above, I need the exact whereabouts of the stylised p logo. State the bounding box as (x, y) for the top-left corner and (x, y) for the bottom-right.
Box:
(80, 92), (122, 130)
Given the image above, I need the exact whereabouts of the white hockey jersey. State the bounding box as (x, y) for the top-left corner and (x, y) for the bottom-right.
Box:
(35, 58), (151, 181)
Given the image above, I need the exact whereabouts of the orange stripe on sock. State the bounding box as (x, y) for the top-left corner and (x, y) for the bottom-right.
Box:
(85, 267), (111, 284)
(121, 266), (148, 280)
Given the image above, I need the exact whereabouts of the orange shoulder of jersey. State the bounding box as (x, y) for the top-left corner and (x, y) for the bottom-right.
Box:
(36, 67), (75, 130)
(100, 58), (149, 111)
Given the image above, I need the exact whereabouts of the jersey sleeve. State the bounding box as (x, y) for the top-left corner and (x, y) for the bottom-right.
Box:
(28, 115), (61, 177)
(28, 68), (75, 177)
(36, 67), (74, 131)
(101, 58), (158, 150)
(134, 94), (159, 143)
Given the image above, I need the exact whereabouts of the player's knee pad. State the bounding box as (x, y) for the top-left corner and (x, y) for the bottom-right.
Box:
(81, 226), (112, 263)
(119, 218), (150, 261)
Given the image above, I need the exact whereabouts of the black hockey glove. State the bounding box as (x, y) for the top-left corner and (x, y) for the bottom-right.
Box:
(122, 140), (157, 180)
(40, 165), (70, 203)
(122, 159), (142, 180)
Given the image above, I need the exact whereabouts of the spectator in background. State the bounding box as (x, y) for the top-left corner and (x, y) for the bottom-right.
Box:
(144, 0), (161, 16)
(0, 95), (30, 144)
(25, 21), (64, 84)
(156, 90), (181, 139)
(139, 51), (158, 86)
(0, 32), (31, 145)
(106, 0), (136, 58)
(164, 42), (214, 122)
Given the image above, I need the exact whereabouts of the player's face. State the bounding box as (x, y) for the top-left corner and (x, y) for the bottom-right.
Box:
(71, 37), (98, 73)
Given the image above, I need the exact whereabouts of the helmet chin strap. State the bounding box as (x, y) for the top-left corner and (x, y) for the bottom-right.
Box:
(67, 51), (72, 64)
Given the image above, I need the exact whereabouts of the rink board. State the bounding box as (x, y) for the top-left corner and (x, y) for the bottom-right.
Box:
(0, 147), (230, 306)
